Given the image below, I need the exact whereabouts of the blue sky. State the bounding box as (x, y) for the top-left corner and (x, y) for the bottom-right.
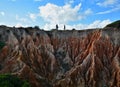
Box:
(0, 0), (120, 30)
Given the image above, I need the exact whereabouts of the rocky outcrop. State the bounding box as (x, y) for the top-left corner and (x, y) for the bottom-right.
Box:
(0, 25), (120, 87)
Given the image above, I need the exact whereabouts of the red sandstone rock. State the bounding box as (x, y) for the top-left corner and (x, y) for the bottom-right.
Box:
(0, 26), (120, 87)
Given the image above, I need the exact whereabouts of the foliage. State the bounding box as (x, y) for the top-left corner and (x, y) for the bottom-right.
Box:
(34, 26), (40, 30)
(0, 41), (5, 50)
(0, 74), (31, 87)
(105, 20), (120, 28)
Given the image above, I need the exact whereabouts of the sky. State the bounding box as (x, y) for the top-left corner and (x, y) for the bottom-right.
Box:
(0, 0), (120, 30)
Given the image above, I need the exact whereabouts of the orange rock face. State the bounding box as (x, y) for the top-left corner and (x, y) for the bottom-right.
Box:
(0, 26), (120, 87)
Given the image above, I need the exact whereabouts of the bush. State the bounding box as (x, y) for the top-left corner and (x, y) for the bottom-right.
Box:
(0, 41), (5, 50)
(34, 26), (40, 30)
(105, 20), (120, 28)
(0, 74), (31, 87)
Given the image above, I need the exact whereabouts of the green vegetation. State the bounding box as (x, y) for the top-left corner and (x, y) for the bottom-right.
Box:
(105, 20), (120, 28)
(0, 74), (31, 87)
(0, 41), (5, 50)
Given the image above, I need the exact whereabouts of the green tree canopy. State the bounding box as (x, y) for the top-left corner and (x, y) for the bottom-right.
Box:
(0, 41), (5, 50)
(0, 74), (31, 87)
(105, 20), (120, 28)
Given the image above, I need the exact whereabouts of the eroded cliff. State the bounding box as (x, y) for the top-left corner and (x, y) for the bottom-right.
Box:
(0, 25), (120, 87)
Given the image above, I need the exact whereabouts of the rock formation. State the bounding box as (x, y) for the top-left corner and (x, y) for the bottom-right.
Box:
(0, 24), (120, 87)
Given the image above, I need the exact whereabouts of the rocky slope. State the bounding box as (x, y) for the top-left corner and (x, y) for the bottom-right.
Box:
(0, 25), (120, 87)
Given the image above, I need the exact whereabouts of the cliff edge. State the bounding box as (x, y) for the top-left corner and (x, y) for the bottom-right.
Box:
(0, 23), (120, 87)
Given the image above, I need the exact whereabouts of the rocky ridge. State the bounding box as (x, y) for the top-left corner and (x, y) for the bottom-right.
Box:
(0, 25), (120, 87)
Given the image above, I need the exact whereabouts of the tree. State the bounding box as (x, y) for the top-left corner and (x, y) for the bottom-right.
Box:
(105, 20), (120, 28)
(34, 26), (40, 30)
(0, 41), (5, 50)
(0, 74), (31, 87)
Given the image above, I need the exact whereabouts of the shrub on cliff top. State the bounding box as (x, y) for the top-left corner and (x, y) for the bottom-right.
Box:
(0, 41), (5, 50)
(0, 74), (31, 87)
(105, 20), (120, 28)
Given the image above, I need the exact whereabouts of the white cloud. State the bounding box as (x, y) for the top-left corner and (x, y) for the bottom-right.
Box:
(86, 19), (111, 29)
(38, 3), (93, 30)
(97, 0), (117, 7)
(15, 23), (28, 28)
(38, 3), (92, 24)
(29, 13), (37, 21)
(15, 23), (23, 27)
(69, 0), (74, 4)
(43, 19), (111, 30)
(0, 22), (5, 25)
(84, 9), (92, 15)
(0, 22), (14, 27)
(97, 4), (120, 14)
(43, 23), (81, 30)
(0, 22), (28, 28)
(0, 11), (5, 16)
(43, 23), (80, 30)
(65, 0), (75, 4)
(15, 15), (28, 22)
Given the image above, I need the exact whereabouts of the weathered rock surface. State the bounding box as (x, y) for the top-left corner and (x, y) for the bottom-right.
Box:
(0, 25), (120, 87)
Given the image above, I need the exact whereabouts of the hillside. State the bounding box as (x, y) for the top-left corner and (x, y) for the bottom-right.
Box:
(105, 20), (120, 29)
(0, 25), (120, 87)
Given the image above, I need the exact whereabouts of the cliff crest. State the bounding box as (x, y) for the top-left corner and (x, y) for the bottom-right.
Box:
(0, 25), (120, 87)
